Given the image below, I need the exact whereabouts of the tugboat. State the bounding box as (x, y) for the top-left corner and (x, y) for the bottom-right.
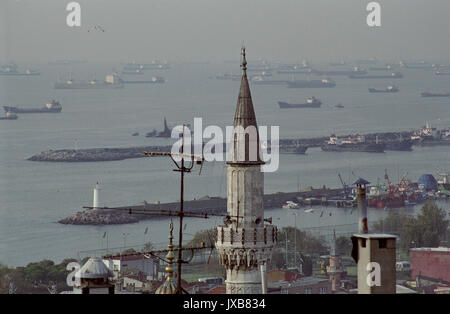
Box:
(146, 117), (172, 138)
(278, 97), (321, 108)
(321, 134), (385, 153)
(368, 85), (399, 93)
(3, 100), (62, 113)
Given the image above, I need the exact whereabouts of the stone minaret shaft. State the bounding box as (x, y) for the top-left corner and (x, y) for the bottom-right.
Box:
(215, 48), (277, 294)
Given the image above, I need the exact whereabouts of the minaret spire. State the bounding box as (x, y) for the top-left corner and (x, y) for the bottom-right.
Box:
(241, 46), (247, 76)
(231, 47), (263, 164)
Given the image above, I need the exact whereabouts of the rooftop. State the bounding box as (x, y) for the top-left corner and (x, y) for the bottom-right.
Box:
(410, 247), (450, 252)
(352, 233), (398, 239)
(76, 257), (113, 279)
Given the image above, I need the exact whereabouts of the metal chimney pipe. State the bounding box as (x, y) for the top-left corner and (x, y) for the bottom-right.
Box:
(260, 263), (267, 294)
(356, 181), (368, 234)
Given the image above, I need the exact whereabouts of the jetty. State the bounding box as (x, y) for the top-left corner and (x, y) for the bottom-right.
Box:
(59, 187), (342, 225)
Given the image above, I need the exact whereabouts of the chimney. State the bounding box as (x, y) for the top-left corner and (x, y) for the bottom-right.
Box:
(351, 178), (397, 294)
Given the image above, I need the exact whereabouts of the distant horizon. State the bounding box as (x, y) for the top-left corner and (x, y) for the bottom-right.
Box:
(1, 0), (450, 63)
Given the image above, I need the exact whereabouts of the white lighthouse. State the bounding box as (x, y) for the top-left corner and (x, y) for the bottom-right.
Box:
(93, 182), (100, 209)
(215, 47), (277, 294)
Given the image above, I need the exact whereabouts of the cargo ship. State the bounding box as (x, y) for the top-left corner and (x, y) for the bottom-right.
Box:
(278, 97), (321, 108)
(0, 63), (40, 76)
(121, 69), (144, 75)
(287, 78), (336, 88)
(311, 67), (366, 76)
(384, 139), (413, 151)
(399, 61), (432, 69)
(252, 76), (289, 85)
(3, 100), (62, 113)
(368, 85), (399, 93)
(123, 61), (170, 71)
(421, 92), (450, 97)
(321, 134), (385, 153)
(349, 72), (403, 79)
(279, 145), (308, 154)
(54, 74), (124, 89)
(369, 65), (394, 71)
(123, 76), (165, 84)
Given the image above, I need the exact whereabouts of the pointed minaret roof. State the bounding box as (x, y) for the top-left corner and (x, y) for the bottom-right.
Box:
(229, 47), (263, 164)
(234, 47), (258, 130)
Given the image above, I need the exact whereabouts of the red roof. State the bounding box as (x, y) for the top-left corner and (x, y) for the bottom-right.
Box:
(206, 285), (226, 294)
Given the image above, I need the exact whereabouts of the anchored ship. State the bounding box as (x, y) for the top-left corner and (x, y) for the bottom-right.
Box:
(3, 100), (62, 113)
(421, 92), (450, 97)
(123, 76), (165, 84)
(369, 85), (399, 93)
(321, 134), (385, 153)
(287, 78), (336, 88)
(311, 67), (366, 76)
(349, 72), (403, 79)
(0, 63), (40, 76)
(54, 74), (124, 89)
(278, 97), (321, 108)
(0, 112), (18, 120)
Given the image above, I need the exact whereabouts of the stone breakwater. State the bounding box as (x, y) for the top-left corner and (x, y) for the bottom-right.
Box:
(28, 130), (420, 162)
(28, 146), (173, 162)
(58, 209), (141, 225)
(58, 188), (342, 226)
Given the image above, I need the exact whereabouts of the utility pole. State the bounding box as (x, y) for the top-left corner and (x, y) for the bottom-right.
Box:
(143, 125), (203, 294)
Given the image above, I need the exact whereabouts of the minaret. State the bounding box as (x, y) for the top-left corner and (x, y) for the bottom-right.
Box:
(215, 47), (277, 294)
(327, 230), (343, 293)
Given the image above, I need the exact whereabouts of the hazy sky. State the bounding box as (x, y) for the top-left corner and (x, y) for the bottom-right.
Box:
(1, 0), (450, 62)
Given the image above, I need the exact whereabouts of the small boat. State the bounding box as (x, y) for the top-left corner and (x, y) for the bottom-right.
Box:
(335, 103), (344, 108)
(304, 208), (314, 213)
(132, 132), (139, 136)
(282, 201), (300, 209)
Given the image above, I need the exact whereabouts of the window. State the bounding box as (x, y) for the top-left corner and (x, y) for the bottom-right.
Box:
(379, 239), (387, 248)
(304, 288), (312, 294)
(361, 239), (366, 248)
(319, 287), (327, 294)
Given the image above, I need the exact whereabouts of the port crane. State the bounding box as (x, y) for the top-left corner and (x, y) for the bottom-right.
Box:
(338, 173), (351, 199)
